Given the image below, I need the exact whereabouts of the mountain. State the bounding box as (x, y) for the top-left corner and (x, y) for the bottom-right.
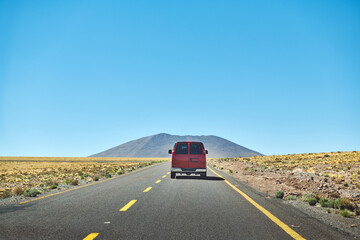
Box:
(90, 133), (263, 158)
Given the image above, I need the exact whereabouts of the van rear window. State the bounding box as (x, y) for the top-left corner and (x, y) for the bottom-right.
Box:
(175, 143), (188, 154)
(190, 143), (203, 154)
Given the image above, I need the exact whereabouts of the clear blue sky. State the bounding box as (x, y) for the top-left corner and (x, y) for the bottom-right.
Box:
(1, 0), (359, 157)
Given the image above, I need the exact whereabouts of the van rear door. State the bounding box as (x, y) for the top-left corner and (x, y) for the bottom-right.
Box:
(188, 142), (205, 169)
(172, 142), (189, 168)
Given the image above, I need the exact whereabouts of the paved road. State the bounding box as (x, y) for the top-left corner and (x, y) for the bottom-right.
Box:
(0, 162), (351, 240)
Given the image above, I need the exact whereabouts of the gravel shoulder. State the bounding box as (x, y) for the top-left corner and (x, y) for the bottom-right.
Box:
(284, 200), (359, 238)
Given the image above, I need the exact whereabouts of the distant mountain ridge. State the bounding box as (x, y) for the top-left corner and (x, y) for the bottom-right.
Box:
(90, 133), (263, 158)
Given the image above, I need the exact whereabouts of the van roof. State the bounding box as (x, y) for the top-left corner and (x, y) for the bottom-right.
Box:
(175, 141), (203, 143)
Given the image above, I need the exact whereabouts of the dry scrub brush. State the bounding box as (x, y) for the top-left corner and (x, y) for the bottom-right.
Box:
(0, 159), (164, 199)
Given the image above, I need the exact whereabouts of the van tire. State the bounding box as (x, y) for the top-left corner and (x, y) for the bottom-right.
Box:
(201, 173), (206, 178)
(170, 172), (175, 179)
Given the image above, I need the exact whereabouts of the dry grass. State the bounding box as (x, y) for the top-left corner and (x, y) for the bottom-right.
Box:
(0, 157), (168, 199)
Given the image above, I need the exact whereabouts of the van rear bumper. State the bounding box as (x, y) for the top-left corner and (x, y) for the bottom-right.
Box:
(171, 168), (206, 173)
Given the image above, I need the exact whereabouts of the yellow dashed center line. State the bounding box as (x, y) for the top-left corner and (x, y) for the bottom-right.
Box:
(155, 180), (161, 183)
(162, 175), (166, 178)
(208, 167), (305, 240)
(167, 172), (170, 174)
(143, 187), (152, 192)
(120, 200), (137, 211)
(83, 233), (99, 240)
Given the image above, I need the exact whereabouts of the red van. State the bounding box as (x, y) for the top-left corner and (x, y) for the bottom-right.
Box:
(168, 141), (208, 179)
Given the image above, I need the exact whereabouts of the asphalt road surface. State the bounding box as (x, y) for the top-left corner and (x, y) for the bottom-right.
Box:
(0, 162), (352, 240)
